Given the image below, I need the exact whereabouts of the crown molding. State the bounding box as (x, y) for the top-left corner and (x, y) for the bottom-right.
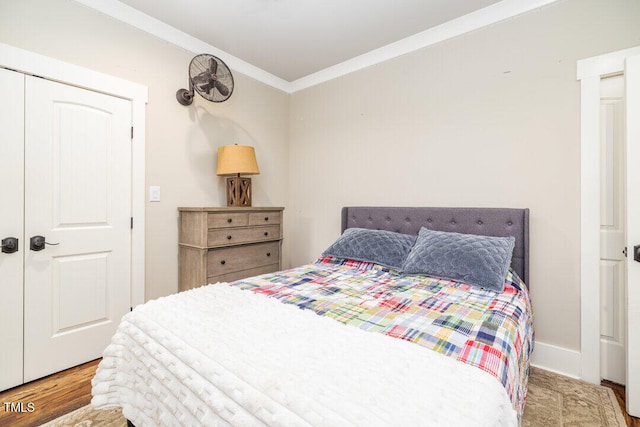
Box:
(290, 0), (560, 92)
(74, 0), (560, 94)
(72, 0), (292, 93)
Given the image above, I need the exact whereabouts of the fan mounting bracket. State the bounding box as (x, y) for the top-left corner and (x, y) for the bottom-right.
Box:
(176, 88), (194, 106)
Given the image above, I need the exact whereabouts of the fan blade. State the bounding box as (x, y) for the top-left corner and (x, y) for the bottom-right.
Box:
(214, 80), (230, 97)
(209, 57), (218, 74)
(194, 79), (212, 90)
(192, 70), (211, 85)
(200, 82), (214, 94)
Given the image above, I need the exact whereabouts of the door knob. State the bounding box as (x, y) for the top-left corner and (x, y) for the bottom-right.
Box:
(634, 245), (640, 263)
(1, 237), (19, 254)
(30, 235), (59, 251)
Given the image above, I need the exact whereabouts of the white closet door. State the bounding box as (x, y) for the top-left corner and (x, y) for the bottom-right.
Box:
(599, 75), (626, 384)
(23, 76), (132, 381)
(0, 68), (25, 391)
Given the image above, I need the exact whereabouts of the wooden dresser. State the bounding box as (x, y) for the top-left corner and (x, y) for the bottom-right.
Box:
(178, 207), (284, 291)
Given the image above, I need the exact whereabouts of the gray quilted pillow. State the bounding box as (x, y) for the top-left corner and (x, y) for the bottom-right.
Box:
(401, 227), (515, 292)
(322, 228), (417, 270)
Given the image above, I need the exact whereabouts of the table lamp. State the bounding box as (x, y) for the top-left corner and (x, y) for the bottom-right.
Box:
(216, 144), (260, 207)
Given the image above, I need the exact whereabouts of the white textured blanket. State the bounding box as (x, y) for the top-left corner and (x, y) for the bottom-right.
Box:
(92, 283), (517, 426)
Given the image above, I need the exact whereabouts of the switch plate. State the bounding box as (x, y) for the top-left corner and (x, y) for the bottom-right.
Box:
(149, 186), (161, 202)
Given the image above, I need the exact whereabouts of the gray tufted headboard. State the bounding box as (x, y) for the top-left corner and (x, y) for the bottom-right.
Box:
(341, 206), (530, 286)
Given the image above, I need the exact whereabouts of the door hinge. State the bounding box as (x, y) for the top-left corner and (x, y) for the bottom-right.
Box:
(623, 247), (628, 257)
(131, 126), (134, 139)
(130, 307), (133, 312)
(131, 217), (134, 229)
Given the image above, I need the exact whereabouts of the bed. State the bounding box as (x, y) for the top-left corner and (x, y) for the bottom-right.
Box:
(91, 206), (533, 426)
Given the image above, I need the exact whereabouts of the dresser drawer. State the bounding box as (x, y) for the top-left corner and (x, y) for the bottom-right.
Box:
(207, 225), (280, 247)
(209, 264), (280, 284)
(249, 211), (281, 226)
(207, 212), (248, 229)
(207, 241), (280, 276)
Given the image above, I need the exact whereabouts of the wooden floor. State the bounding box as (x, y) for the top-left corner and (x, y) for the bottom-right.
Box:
(0, 359), (100, 427)
(1, 360), (639, 426)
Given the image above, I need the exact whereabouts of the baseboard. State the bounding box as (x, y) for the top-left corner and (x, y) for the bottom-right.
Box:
(530, 341), (581, 379)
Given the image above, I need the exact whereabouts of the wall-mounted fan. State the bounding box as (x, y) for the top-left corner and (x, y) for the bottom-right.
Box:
(176, 54), (234, 105)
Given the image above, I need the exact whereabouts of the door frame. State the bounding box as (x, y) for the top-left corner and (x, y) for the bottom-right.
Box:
(578, 45), (640, 384)
(0, 42), (148, 307)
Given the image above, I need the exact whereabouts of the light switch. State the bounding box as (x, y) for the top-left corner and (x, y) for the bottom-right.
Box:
(149, 186), (161, 202)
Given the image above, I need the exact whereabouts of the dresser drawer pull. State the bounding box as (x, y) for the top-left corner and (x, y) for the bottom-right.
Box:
(227, 235), (232, 240)
(264, 232), (268, 236)
(221, 260), (226, 265)
(266, 252), (271, 257)
(227, 218), (233, 223)
(264, 217), (269, 221)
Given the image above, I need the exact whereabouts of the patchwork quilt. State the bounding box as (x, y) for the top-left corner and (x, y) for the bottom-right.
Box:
(231, 256), (534, 418)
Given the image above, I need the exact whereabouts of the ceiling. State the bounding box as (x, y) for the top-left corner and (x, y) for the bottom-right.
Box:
(75, 0), (558, 92)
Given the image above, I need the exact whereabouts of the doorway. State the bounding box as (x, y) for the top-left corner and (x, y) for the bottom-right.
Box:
(578, 45), (640, 416)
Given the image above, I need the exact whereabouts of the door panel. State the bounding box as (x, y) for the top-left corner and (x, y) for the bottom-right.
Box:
(54, 252), (110, 333)
(0, 68), (25, 391)
(23, 76), (132, 382)
(55, 102), (112, 226)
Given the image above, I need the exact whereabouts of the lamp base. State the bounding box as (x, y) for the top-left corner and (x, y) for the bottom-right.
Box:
(226, 176), (252, 207)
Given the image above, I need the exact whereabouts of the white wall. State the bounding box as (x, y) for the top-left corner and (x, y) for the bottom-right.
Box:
(0, 0), (290, 300)
(288, 0), (640, 359)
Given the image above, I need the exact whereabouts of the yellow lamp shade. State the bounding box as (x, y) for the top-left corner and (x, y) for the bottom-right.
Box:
(216, 145), (260, 176)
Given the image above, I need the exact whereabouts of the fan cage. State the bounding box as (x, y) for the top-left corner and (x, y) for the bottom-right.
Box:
(189, 54), (234, 103)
